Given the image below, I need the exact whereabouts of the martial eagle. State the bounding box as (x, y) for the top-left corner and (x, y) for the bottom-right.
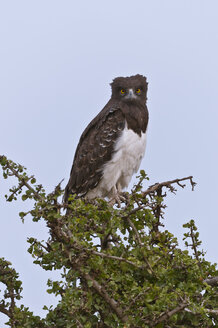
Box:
(64, 74), (149, 204)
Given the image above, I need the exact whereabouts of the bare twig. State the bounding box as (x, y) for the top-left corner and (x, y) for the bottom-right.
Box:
(142, 176), (196, 197)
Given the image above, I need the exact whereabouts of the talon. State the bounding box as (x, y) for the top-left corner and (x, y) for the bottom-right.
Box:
(108, 188), (126, 207)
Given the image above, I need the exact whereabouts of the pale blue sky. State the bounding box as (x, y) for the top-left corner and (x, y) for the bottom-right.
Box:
(0, 1), (218, 325)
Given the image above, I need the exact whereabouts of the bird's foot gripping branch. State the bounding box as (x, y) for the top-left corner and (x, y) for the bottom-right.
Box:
(0, 155), (217, 328)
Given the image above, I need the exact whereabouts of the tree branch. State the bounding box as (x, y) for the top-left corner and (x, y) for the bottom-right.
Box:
(0, 155), (42, 201)
(150, 300), (189, 327)
(47, 221), (129, 324)
(126, 217), (143, 246)
(90, 249), (141, 268)
(125, 217), (154, 274)
(189, 224), (203, 274)
(142, 176), (196, 197)
(0, 303), (10, 317)
(204, 276), (218, 286)
(78, 268), (128, 323)
(205, 309), (218, 315)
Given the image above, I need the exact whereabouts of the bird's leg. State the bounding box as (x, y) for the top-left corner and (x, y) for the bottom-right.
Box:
(108, 186), (120, 207)
(116, 182), (122, 194)
(108, 185), (126, 208)
(116, 183), (129, 203)
(117, 182), (130, 204)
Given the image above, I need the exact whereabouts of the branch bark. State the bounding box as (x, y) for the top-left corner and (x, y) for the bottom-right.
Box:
(142, 176), (196, 197)
(78, 268), (128, 323)
(150, 300), (189, 327)
(204, 276), (218, 286)
(90, 249), (140, 268)
(0, 303), (10, 317)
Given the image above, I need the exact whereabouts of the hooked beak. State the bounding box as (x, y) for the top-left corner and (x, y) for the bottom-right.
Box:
(126, 88), (136, 99)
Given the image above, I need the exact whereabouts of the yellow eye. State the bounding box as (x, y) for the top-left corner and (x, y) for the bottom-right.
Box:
(120, 89), (125, 95)
(136, 88), (141, 94)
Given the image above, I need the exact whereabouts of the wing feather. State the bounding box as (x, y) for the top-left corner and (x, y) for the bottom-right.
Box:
(64, 105), (125, 201)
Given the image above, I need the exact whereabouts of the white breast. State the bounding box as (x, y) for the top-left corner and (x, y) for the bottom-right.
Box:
(86, 123), (147, 199)
(107, 125), (147, 189)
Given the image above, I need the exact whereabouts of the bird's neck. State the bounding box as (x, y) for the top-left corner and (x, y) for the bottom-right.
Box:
(121, 102), (148, 136)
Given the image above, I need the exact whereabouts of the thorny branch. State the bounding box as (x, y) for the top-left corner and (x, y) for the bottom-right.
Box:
(142, 176), (196, 197)
(141, 176), (196, 242)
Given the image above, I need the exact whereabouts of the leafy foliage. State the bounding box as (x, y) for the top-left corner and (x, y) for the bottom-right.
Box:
(0, 155), (217, 327)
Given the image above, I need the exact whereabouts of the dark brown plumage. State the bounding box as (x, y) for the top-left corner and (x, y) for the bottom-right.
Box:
(64, 74), (149, 203)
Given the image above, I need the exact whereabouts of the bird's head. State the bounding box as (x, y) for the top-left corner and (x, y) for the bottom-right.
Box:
(110, 74), (148, 104)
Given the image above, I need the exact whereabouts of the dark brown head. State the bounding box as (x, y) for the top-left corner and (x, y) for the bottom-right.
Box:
(110, 74), (148, 104)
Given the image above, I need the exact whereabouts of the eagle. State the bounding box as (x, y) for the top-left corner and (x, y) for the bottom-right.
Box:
(64, 74), (149, 205)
